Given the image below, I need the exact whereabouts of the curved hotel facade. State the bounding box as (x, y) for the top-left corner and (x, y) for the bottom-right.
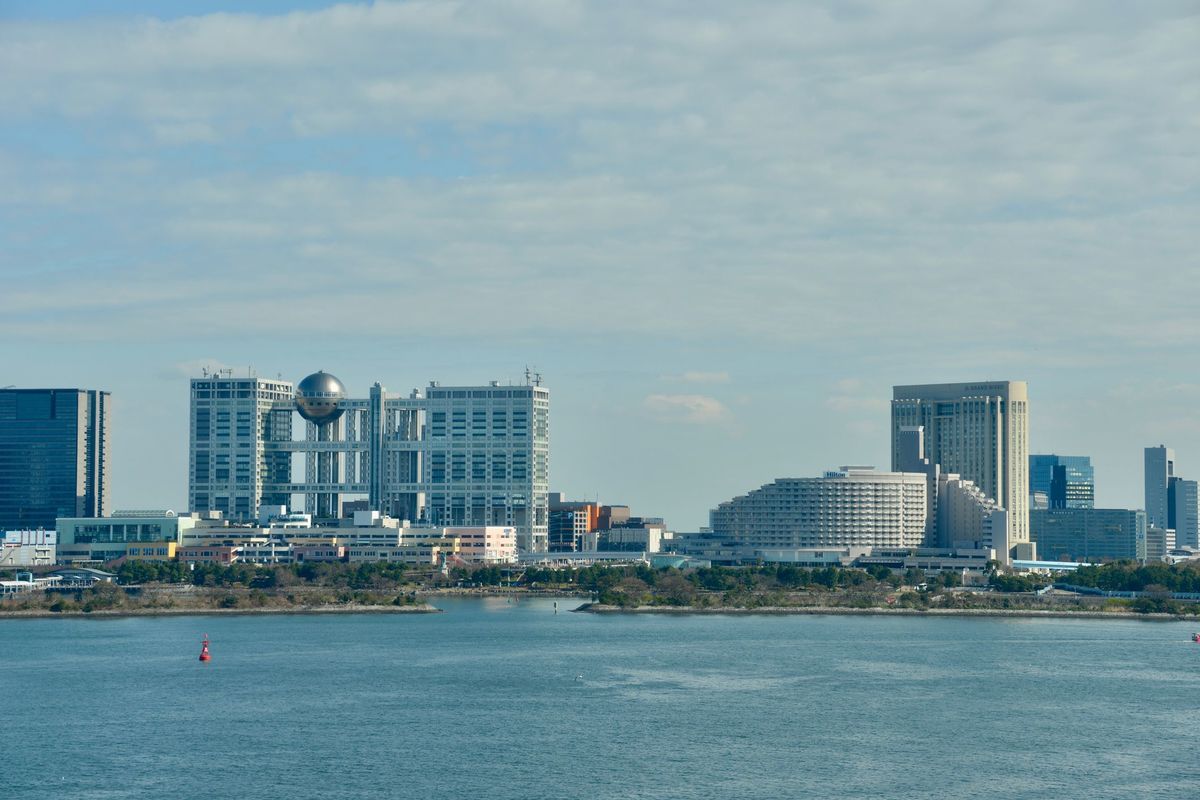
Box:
(709, 468), (929, 550)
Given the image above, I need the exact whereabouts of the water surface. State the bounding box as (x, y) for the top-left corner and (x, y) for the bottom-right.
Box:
(3, 599), (1198, 799)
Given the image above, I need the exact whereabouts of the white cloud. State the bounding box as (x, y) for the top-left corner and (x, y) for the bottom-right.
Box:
(644, 393), (729, 424)
(661, 371), (730, 384)
(0, 1), (1196, 350)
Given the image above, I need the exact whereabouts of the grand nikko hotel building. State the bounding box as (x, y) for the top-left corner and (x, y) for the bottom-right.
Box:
(188, 370), (550, 552)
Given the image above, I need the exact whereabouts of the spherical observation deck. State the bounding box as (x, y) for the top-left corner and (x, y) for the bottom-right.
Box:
(295, 371), (346, 423)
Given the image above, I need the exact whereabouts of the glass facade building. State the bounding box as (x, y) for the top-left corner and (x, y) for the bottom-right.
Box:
(1029, 454), (1094, 509)
(1030, 508), (1146, 563)
(0, 389), (110, 530)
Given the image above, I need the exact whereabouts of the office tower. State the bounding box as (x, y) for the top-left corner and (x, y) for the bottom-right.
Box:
(1029, 455), (1095, 509)
(1030, 508), (1147, 563)
(188, 370), (551, 551)
(423, 382), (550, 552)
(1170, 477), (1200, 549)
(1144, 445), (1175, 530)
(709, 468), (928, 549)
(0, 388), (110, 530)
(189, 373), (294, 522)
(892, 382), (1029, 555)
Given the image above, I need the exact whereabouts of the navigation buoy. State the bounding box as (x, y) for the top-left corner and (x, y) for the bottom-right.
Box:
(199, 634), (212, 662)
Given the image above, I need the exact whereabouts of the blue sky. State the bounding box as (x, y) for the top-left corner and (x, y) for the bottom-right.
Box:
(2, 1), (1199, 528)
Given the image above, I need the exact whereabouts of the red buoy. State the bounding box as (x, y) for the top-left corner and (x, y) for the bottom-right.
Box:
(199, 634), (211, 662)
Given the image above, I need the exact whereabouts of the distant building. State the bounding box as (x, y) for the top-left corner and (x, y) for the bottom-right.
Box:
(1, 530), (56, 566)
(937, 474), (1010, 557)
(0, 388), (110, 530)
(189, 375), (294, 522)
(1029, 455), (1094, 509)
(1169, 477), (1200, 549)
(125, 542), (178, 561)
(189, 371), (550, 551)
(1144, 445), (1176, 530)
(597, 505), (630, 531)
(548, 494), (600, 552)
(600, 519), (672, 553)
(1030, 508), (1146, 563)
(1144, 527), (1172, 564)
(709, 467), (928, 550)
(892, 382), (1029, 556)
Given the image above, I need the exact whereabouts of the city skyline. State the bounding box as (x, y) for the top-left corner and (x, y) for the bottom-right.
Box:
(3, 1), (1198, 530)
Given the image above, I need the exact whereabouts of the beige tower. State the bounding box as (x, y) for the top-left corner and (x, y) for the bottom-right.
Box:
(891, 381), (1030, 558)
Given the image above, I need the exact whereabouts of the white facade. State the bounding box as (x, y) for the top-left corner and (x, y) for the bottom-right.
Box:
(892, 381), (1029, 553)
(601, 525), (672, 554)
(937, 474), (1010, 561)
(709, 468), (928, 549)
(189, 375), (294, 521)
(57, 513), (197, 545)
(438, 526), (517, 564)
(1, 530), (56, 566)
(188, 374), (550, 552)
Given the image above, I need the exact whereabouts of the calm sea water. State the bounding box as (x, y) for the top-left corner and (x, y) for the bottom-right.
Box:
(3, 599), (1199, 799)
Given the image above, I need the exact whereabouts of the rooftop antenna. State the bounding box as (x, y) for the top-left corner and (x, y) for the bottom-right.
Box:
(201, 368), (209, 378)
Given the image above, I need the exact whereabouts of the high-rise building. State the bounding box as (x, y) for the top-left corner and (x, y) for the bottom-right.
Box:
(189, 374), (294, 522)
(188, 371), (550, 552)
(892, 382), (1030, 557)
(1029, 455), (1094, 509)
(0, 388), (110, 530)
(1144, 445), (1175, 531)
(1170, 477), (1199, 549)
(709, 467), (929, 550)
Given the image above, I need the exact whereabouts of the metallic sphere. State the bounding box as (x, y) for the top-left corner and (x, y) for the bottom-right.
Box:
(295, 371), (346, 423)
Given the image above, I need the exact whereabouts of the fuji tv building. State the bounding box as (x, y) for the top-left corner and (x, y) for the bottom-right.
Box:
(188, 370), (550, 552)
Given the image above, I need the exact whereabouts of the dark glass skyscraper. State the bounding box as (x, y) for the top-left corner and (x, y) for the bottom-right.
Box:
(1029, 454), (1094, 509)
(0, 389), (110, 530)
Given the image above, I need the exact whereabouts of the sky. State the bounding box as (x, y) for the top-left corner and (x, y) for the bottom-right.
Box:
(1, 0), (1198, 529)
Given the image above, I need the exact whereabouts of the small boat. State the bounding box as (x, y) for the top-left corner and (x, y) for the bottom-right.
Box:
(199, 634), (212, 662)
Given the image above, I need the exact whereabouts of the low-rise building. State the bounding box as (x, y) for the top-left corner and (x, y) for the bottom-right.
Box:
(237, 540), (294, 565)
(1, 530), (56, 566)
(440, 526), (517, 563)
(346, 544), (440, 565)
(177, 544), (239, 566)
(125, 542), (179, 561)
(293, 544), (345, 562)
(49, 567), (116, 587)
(57, 511), (197, 547)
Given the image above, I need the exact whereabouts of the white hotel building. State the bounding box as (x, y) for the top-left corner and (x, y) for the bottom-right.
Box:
(892, 381), (1030, 556)
(709, 467), (929, 550)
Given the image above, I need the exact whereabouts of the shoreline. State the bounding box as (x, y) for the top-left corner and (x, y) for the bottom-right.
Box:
(0, 603), (442, 620)
(575, 603), (1190, 621)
